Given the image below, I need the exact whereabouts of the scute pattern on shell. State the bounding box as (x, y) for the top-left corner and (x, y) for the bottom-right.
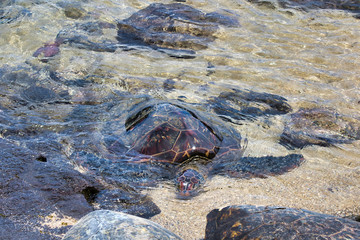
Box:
(126, 103), (222, 163)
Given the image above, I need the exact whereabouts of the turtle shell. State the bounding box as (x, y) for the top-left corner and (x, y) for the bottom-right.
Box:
(125, 103), (222, 163)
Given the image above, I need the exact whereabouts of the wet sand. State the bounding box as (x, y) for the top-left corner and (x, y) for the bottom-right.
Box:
(148, 141), (360, 240)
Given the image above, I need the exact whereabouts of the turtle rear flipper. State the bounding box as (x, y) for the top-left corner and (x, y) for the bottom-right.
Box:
(212, 154), (304, 178)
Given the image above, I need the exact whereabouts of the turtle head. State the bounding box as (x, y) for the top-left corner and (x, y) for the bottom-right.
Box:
(175, 168), (205, 199)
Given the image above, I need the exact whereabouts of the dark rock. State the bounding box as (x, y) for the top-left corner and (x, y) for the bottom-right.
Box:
(0, 137), (160, 239)
(205, 205), (360, 239)
(248, 0), (360, 17)
(209, 89), (292, 124)
(33, 3), (238, 59)
(64, 6), (86, 19)
(56, 1), (86, 19)
(279, 0), (360, 13)
(62, 210), (182, 240)
(56, 21), (117, 51)
(0, 65), (36, 86)
(0, 138), (97, 239)
(21, 85), (57, 103)
(95, 189), (161, 219)
(0, 5), (31, 24)
(163, 79), (176, 92)
(33, 42), (61, 61)
(280, 108), (360, 149)
(117, 3), (239, 51)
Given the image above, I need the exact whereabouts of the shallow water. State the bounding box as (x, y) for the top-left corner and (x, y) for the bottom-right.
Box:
(1, 0), (360, 239)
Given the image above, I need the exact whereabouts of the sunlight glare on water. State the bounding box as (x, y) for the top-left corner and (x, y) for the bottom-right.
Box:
(1, 0), (359, 239)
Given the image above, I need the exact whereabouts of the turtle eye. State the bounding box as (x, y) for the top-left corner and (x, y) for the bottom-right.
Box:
(125, 106), (153, 131)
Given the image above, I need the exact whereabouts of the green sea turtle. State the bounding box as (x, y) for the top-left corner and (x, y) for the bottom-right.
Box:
(73, 97), (303, 199)
(205, 205), (360, 239)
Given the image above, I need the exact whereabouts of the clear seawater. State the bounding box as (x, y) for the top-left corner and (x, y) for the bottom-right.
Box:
(1, 0), (359, 239)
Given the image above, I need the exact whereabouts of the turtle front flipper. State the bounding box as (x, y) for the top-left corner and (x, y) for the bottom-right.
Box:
(212, 154), (304, 179)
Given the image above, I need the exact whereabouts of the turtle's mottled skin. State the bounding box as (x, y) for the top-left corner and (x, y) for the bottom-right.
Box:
(205, 205), (360, 239)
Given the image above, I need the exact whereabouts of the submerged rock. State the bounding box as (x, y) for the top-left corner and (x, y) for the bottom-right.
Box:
(56, 1), (86, 20)
(62, 210), (182, 240)
(33, 21), (117, 61)
(63, 5), (86, 19)
(33, 3), (239, 60)
(117, 3), (239, 51)
(280, 107), (360, 149)
(209, 89), (292, 124)
(205, 205), (360, 239)
(0, 66), (162, 239)
(21, 85), (57, 103)
(248, 0), (360, 18)
(280, 0), (360, 13)
(0, 5), (31, 24)
(32, 42), (62, 61)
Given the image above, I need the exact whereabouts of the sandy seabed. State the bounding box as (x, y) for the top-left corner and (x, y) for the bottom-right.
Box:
(148, 142), (360, 240)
